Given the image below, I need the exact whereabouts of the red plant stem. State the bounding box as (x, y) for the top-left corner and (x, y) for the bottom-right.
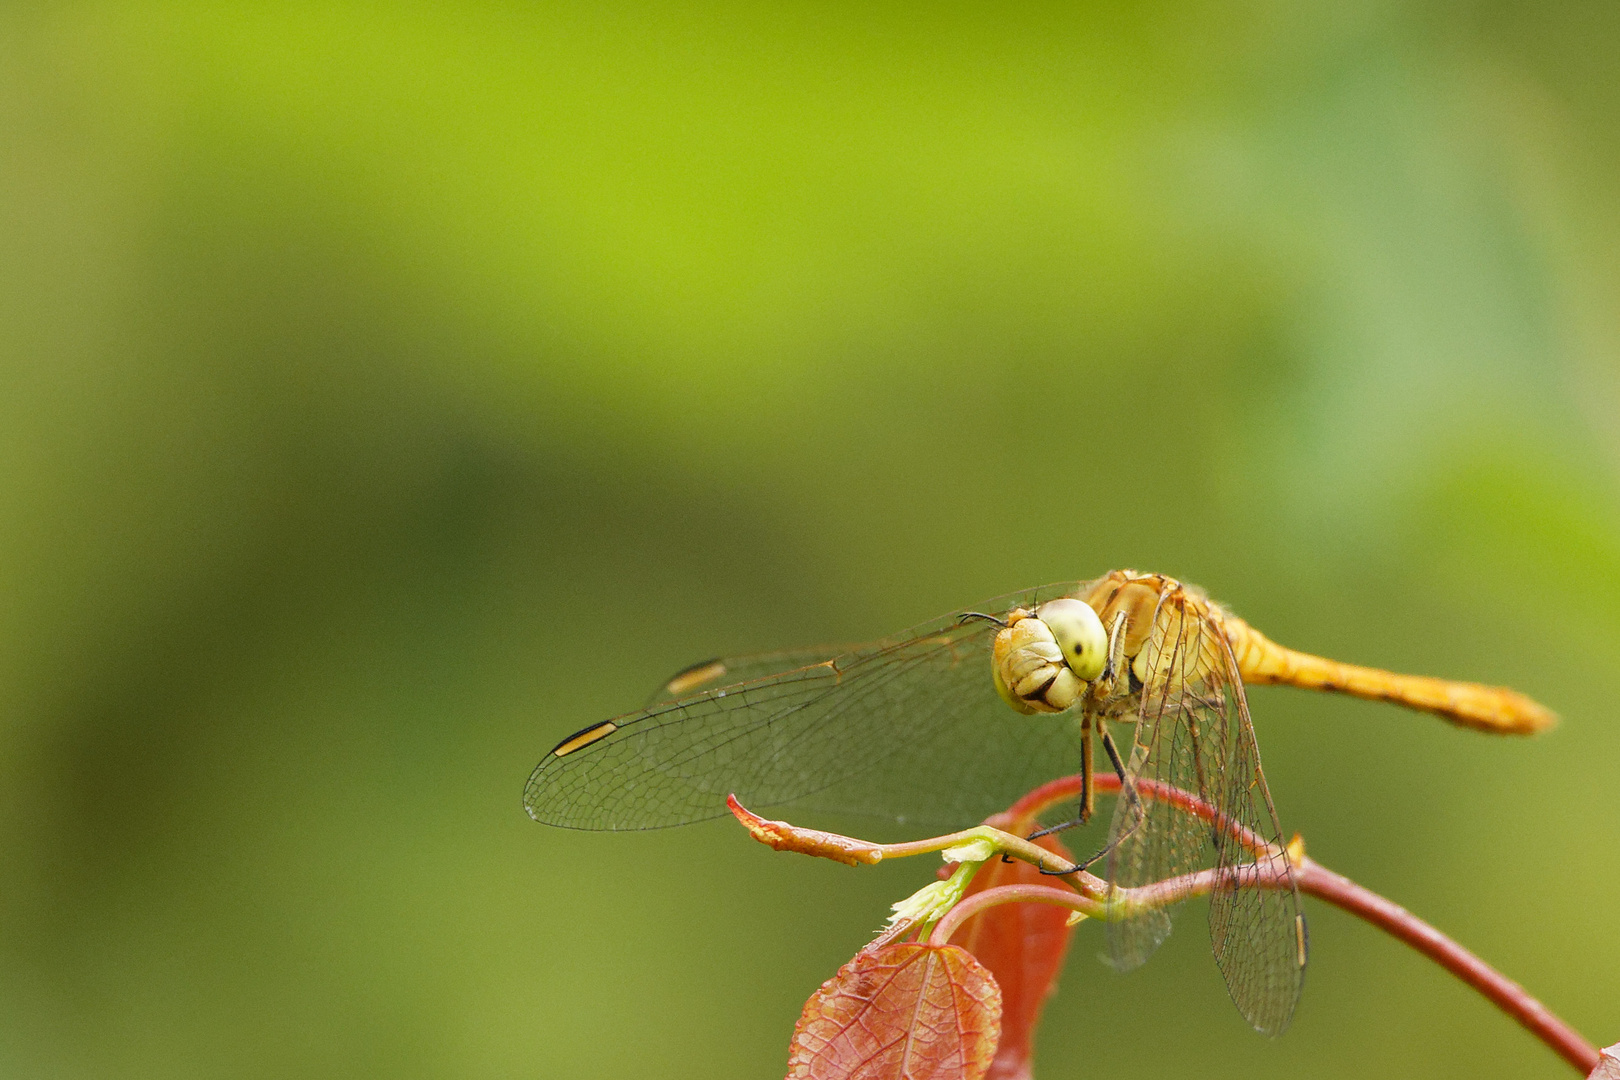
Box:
(929, 884), (1091, 947)
(970, 773), (1601, 1073)
(734, 777), (1599, 1072)
(1295, 859), (1599, 1075)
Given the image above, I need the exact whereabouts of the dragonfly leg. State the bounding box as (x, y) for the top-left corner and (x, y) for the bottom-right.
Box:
(1026, 717), (1095, 842)
(1049, 724), (1144, 875)
(1101, 610), (1127, 688)
(1080, 716), (1094, 824)
(1027, 817), (1083, 843)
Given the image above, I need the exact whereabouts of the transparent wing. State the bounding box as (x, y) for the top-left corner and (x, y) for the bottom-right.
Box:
(1204, 628), (1309, 1036)
(1101, 592), (1214, 971)
(525, 582), (1093, 833)
(1102, 587), (1306, 1036)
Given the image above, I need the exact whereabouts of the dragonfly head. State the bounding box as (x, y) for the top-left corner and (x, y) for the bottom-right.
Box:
(991, 598), (1107, 714)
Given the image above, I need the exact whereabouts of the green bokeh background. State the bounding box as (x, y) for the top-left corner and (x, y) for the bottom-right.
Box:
(3, 3), (1618, 1077)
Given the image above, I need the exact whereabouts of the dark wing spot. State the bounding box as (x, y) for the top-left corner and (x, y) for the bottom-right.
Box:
(551, 721), (619, 757)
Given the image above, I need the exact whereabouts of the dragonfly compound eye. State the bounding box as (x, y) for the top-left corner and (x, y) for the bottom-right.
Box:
(1035, 598), (1107, 682)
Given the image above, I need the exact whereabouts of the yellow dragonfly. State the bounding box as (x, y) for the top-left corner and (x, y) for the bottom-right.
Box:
(524, 570), (1553, 1035)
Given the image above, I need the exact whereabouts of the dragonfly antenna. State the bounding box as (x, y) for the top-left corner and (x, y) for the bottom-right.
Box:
(957, 611), (1007, 629)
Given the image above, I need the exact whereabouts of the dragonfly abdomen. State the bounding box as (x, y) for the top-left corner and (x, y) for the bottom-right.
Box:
(1222, 616), (1555, 735)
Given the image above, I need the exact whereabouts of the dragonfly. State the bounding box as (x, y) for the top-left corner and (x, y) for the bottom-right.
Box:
(524, 570), (1555, 1035)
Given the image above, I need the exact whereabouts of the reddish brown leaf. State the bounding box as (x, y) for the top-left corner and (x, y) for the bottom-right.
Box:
(730, 795), (885, 866)
(786, 943), (1002, 1080)
(954, 834), (1075, 1080)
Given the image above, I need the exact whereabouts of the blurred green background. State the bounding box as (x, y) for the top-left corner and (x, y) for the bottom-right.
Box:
(3, 2), (1618, 1077)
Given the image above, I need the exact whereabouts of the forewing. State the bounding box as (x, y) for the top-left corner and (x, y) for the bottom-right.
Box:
(1102, 589), (1306, 1035)
(524, 582), (1091, 832)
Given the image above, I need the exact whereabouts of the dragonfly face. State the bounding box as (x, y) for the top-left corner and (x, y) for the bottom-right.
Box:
(990, 598), (1107, 714)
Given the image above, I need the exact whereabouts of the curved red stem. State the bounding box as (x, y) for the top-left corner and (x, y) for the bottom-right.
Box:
(1296, 860), (1598, 1074)
(928, 883), (1089, 948)
(981, 772), (1601, 1073)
